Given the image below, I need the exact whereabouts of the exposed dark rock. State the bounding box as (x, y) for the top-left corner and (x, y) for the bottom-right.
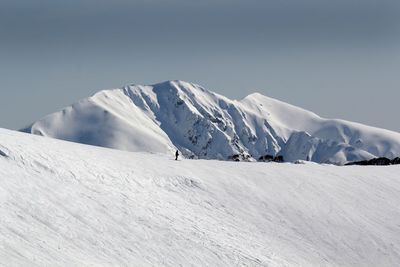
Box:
(391, 157), (400, 164)
(229, 153), (252, 162)
(258, 155), (274, 162)
(345, 157), (399, 166)
(229, 154), (241, 162)
(176, 100), (184, 106)
(274, 155), (284, 162)
(372, 157), (392, 165)
(258, 154), (284, 163)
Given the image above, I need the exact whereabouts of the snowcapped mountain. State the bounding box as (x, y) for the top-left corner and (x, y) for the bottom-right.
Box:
(1, 128), (400, 266)
(22, 80), (400, 164)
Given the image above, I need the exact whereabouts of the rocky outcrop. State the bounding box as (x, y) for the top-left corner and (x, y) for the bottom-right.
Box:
(345, 157), (400, 166)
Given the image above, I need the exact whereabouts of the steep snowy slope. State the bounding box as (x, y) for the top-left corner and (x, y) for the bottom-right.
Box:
(23, 80), (400, 164)
(1, 128), (400, 266)
(22, 89), (175, 155)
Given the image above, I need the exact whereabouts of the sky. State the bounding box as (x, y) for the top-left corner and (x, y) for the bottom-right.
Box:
(1, 0), (399, 132)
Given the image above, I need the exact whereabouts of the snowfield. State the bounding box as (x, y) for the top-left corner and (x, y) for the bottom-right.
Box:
(1, 128), (400, 266)
(23, 80), (400, 164)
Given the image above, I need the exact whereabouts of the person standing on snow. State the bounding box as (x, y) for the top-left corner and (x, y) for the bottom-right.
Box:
(175, 150), (179, 160)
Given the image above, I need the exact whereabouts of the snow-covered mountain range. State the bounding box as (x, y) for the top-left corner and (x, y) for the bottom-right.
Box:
(22, 80), (400, 164)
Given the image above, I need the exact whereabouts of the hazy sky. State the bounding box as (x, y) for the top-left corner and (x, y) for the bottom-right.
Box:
(1, 0), (399, 131)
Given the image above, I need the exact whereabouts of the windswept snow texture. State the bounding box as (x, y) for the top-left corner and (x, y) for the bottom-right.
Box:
(23, 80), (400, 164)
(1, 128), (400, 266)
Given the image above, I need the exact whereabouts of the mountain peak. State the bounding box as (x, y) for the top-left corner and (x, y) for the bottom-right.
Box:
(243, 92), (265, 99)
(126, 80), (198, 90)
(22, 81), (400, 164)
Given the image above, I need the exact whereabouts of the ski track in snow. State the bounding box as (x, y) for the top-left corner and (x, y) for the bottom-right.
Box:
(0, 128), (400, 266)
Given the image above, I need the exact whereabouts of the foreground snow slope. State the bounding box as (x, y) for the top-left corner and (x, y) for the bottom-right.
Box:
(1, 128), (400, 266)
(23, 80), (400, 164)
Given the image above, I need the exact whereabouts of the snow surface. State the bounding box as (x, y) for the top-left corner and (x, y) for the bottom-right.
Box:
(23, 80), (400, 164)
(1, 128), (400, 266)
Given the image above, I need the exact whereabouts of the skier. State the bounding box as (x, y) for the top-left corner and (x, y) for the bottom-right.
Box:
(175, 150), (179, 161)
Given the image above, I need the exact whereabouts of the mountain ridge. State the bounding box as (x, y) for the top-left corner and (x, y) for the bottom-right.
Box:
(2, 127), (400, 266)
(22, 80), (400, 164)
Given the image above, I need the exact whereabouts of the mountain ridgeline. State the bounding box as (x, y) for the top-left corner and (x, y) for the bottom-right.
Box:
(22, 80), (400, 164)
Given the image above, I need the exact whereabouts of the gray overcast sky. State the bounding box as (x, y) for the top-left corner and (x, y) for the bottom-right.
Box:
(1, 0), (400, 131)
